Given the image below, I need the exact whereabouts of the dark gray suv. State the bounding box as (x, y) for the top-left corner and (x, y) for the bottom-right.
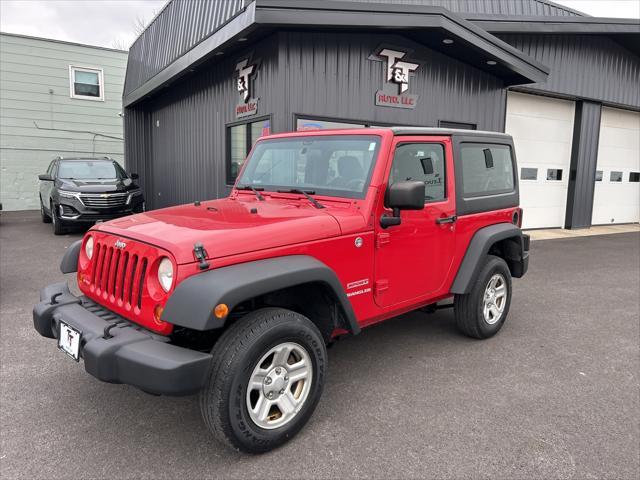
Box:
(38, 157), (144, 235)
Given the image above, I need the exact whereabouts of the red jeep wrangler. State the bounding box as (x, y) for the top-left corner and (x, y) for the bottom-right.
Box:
(34, 128), (529, 453)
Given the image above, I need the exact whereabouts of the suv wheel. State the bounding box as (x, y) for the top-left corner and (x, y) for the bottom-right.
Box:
(200, 307), (327, 453)
(454, 255), (512, 339)
(51, 202), (65, 235)
(40, 200), (51, 223)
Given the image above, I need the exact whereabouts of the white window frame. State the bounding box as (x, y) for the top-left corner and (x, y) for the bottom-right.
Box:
(69, 65), (104, 101)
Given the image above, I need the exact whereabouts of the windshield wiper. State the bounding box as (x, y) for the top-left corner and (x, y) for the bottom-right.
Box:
(277, 189), (325, 209)
(237, 184), (265, 201)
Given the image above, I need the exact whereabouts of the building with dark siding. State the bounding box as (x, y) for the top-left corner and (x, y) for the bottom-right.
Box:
(122, 0), (639, 229)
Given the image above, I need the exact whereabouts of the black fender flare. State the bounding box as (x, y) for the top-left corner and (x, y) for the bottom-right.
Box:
(162, 255), (360, 334)
(60, 239), (82, 274)
(451, 223), (528, 295)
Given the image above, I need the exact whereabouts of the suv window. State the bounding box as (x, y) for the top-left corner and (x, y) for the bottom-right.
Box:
(390, 143), (445, 202)
(460, 143), (514, 197)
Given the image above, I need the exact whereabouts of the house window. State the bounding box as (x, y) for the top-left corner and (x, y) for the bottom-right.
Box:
(629, 172), (639, 182)
(595, 170), (603, 181)
(296, 118), (365, 131)
(610, 171), (623, 182)
(69, 66), (104, 101)
(226, 117), (271, 184)
(438, 120), (477, 130)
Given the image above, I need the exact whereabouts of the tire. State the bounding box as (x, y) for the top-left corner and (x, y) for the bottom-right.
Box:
(200, 307), (327, 453)
(40, 200), (51, 223)
(454, 255), (512, 339)
(51, 202), (66, 235)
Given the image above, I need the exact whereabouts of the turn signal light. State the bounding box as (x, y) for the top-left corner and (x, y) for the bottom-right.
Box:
(214, 303), (229, 319)
(153, 304), (165, 324)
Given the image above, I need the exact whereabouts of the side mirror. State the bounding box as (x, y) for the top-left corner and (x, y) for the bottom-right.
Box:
(38, 174), (52, 181)
(130, 173), (139, 180)
(381, 181), (425, 228)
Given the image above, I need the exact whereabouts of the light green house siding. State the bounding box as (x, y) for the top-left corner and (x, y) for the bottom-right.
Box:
(0, 33), (128, 211)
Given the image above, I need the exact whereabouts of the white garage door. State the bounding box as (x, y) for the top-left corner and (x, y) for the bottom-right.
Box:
(505, 92), (575, 229)
(592, 107), (640, 225)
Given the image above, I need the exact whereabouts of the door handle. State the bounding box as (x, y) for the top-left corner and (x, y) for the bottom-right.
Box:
(436, 215), (457, 224)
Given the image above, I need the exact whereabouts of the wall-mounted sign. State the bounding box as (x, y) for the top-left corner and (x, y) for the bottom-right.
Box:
(369, 46), (421, 110)
(235, 58), (260, 119)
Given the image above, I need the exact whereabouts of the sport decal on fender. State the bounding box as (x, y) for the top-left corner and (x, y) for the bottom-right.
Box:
(346, 279), (371, 297)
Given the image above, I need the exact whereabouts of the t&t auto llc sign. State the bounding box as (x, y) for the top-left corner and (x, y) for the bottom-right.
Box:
(369, 46), (421, 110)
(235, 58), (260, 119)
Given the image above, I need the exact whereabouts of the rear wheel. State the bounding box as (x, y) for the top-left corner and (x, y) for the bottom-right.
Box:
(454, 255), (512, 339)
(200, 307), (326, 453)
(51, 202), (66, 235)
(40, 200), (51, 223)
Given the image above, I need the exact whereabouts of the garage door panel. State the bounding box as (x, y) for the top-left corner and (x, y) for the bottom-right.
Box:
(506, 92), (575, 229)
(592, 107), (640, 226)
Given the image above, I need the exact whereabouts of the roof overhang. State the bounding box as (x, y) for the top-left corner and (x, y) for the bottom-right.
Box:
(466, 14), (640, 34)
(123, 0), (549, 108)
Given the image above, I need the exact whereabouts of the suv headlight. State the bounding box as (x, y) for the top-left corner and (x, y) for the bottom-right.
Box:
(157, 257), (174, 292)
(127, 189), (143, 204)
(58, 190), (80, 199)
(85, 236), (94, 260)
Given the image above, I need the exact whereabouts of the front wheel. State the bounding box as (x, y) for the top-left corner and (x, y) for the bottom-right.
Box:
(40, 200), (51, 223)
(51, 202), (66, 235)
(200, 308), (327, 453)
(454, 255), (512, 339)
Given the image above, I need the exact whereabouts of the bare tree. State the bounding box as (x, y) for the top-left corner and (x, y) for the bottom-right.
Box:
(111, 10), (158, 51)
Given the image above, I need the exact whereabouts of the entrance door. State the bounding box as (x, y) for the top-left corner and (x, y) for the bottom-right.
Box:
(374, 137), (456, 308)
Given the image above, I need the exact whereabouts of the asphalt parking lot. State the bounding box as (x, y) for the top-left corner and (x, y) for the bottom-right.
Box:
(1, 211), (639, 479)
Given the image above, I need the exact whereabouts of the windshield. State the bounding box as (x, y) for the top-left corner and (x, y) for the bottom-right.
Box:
(236, 135), (381, 199)
(58, 160), (126, 180)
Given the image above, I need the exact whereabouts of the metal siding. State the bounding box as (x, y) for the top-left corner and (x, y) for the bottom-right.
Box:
(124, 0), (245, 97)
(125, 31), (506, 209)
(501, 34), (640, 109)
(341, 0), (582, 16)
(123, 0), (579, 97)
(141, 37), (282, 209)
(280, 31), (505, 132)
(565, 101), (601, 228)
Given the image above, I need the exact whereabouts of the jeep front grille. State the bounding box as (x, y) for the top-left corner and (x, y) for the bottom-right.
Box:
(79, 192), (129, 208)
(91, 241), (148, 309)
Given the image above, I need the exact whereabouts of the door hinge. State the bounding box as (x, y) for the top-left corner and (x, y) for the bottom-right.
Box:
(376, 232), (391, 249)
(374, 279), (389, 295)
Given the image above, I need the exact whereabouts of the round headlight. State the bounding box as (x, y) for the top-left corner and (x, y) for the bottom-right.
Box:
(85, 236), (94, 260)
(157, 257), (174, 292)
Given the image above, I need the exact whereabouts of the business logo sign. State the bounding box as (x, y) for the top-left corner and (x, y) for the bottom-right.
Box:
(369, 46), (421, 109)
(235, 58), (260, 119)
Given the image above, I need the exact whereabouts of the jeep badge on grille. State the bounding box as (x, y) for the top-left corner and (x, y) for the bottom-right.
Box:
(114, 240), (127, 249)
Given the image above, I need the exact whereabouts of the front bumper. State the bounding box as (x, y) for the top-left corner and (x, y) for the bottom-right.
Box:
(56, 195), (144, 223)
(33, 283), (211, 396)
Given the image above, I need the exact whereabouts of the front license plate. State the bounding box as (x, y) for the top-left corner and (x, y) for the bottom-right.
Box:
(58, 321), (81, 361)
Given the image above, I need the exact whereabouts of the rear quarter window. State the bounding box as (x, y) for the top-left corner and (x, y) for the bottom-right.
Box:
(460, 144), (515, 197)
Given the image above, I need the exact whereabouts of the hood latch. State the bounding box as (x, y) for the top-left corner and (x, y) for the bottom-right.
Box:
(193, 242), (210, 270)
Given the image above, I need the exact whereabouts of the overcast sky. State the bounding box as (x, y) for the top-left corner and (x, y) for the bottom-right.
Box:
(0, 0), (638, 50)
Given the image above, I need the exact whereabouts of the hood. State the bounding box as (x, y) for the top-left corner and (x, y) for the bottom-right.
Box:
(94, 196), (346, 264)
(56, 177), (137, 193)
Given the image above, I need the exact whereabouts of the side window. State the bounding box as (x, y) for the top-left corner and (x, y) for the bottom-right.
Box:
(390, 143), (446, 202)
(460, 143), (515, 197)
